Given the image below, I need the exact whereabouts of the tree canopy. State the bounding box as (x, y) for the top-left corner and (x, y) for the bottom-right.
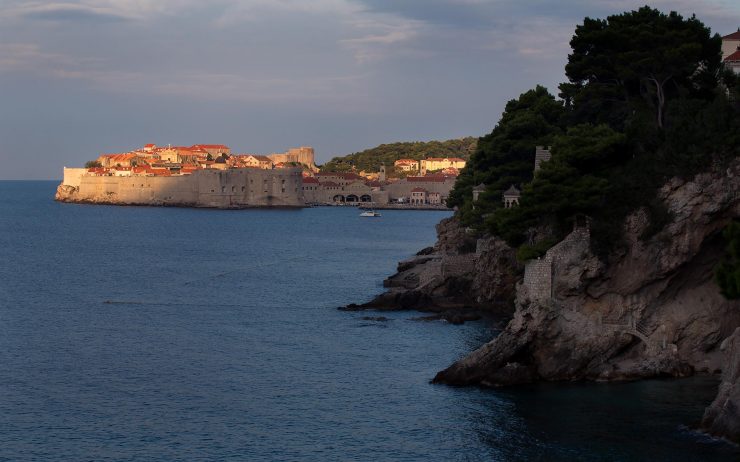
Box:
(560, 6), (722, 130)
(447, 86), (566, 224)
(447, 6), (738, 261)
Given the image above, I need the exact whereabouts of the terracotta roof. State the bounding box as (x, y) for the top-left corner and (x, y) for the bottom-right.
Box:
(365, 180), (382, 187)
(101, 153), (140, 162)
(144, 143), (156, 148)
(723, 31), (740, 40)
(191, 144), (229, 149)
(447, 157), (466, 162)
(725, 50), (740, 62)
(250, 155), (273, 162)
(394, 159), (418, 164)
(302, 177), (320, 184)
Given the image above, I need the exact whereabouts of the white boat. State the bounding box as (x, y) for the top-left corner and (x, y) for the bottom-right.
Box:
(360, 204), (381, 217)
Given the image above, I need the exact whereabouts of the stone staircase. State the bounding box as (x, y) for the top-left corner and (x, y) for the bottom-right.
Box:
(599, 313), (669, 353)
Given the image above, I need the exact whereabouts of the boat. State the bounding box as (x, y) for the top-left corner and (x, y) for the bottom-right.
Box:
(360, 203), (381, 217)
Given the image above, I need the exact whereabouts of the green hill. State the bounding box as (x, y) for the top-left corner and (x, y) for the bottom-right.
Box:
(320, 137), (477, 173)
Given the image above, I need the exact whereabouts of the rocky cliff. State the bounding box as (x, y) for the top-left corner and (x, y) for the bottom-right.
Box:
(341, 216), (522, 323)
(353, 160), (740, 442)
(434, 160), (740, 385)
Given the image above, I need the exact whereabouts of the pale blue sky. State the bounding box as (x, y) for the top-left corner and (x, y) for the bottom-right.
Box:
(1, 0), (739, 179)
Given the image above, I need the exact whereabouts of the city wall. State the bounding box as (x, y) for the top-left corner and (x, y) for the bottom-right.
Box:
(57, 168), (305, 208)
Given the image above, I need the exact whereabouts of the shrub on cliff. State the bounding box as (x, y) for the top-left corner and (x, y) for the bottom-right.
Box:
(84, 160), (102, 168)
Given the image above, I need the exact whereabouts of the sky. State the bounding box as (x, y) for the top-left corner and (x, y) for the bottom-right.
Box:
(1, 1), (739, 179)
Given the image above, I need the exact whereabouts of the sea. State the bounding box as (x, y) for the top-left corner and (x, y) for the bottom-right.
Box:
(0, 181), (737, 461)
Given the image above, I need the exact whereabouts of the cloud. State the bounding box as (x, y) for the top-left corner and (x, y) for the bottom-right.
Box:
(0, 42), (367, 106)
(17, 3), (130, 22)
(340, 16), (426, 63)
(0, 43), (96, 71)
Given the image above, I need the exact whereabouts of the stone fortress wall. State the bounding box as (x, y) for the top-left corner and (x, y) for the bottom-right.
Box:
(268, 146), (315, 166)
(58, 167), (305, 208)
(522, 226), (591, 305)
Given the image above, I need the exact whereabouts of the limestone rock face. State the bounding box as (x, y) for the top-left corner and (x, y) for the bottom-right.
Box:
(702, 327), (740, 443)
(55, 184), (78, 202)
(434, 160), (740, 386)
(348, 216), (522, 317)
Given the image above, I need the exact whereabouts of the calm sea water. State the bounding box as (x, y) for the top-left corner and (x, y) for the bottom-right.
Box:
(0, 181), (737, 461)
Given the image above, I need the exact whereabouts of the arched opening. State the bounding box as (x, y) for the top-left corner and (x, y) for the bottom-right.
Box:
(346, 194), (359, 203)
(360, 194), (372, 202)
(333, 194), (345, 203)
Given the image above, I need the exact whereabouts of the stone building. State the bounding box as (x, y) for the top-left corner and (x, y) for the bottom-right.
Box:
(723, 31), (740, 74)
(241, 155), (274, 169)
(428, 191), (442, 205)
(472, 183), (486, 202)
(191, 144), (231, 157)
(268, 147), (316, 169)
(393, 159), (419, 172)
(503, 185), (521, 208)
(410, 187), (427, 205)
(534, 146), (552, 173)
(420, 157), (466, 175)
(97, 153), (146, 168)
(383, 175), (457, 203)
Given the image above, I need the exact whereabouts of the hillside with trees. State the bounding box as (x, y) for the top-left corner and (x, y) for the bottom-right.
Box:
(320, 137), (477, 174)
(449, 6), (740, 260)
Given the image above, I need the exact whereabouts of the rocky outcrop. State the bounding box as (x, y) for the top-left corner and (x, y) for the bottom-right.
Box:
(702, 327), (740, 443)
(55, 184), (78, 202)
(434, 160), (740, 386)
(340, 217), (522, 321)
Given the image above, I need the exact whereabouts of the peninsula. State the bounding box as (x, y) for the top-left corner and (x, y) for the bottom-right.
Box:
(56, 144), (313, 208)
(56, 141), (474, 209)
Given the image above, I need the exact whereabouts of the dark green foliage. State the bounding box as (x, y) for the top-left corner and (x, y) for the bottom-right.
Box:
(320, 138), (477, 173)
(447, 85), (566, 224)
(448, 6), (739, 261)
(716, 221), (740, 299)
(488, 124), (624, 246)
(516, 238), (559, 262)
(84, 160), (102, 168)
(561, 6), (721, 130)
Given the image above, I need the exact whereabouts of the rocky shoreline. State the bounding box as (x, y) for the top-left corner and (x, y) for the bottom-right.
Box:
(345, 159), (740, 443)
